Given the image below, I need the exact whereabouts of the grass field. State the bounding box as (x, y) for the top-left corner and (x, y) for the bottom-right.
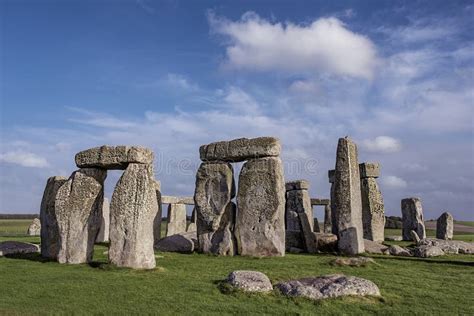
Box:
(1, 219), (473, 314)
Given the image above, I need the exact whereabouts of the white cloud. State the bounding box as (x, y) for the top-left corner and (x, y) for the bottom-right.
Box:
(362, 136), (401, 153)
(208, 11), (378, 79)
(0, 151), (49, 168)
(165, 73), (199, 92)
(382, 175), (407, 188)
(288, 80), (321, 95)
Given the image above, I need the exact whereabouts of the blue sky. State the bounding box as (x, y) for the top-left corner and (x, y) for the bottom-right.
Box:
(1, 0), (473, 220)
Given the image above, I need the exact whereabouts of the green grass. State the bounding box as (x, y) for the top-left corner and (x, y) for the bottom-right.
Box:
(0, 219), (32, 236)
(455, 220), (474, 227)
(1, 220), (473, 314)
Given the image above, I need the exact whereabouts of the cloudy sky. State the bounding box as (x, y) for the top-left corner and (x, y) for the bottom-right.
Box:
(1, 0), (473, 220)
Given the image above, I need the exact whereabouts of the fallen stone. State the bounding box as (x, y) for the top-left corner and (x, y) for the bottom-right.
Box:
(360, 175), (385, 243)
(166, 203), (187, 237)
(226, 271), (273, 293)
(75, 145), (154, 169)
(385, 236), (402, 241)
(0, 241), (39, 256)
(161, 196), (194, 205)
(27, 218), (41, 236)
(436, 212), (454, 240)
(314, 233), (338, 252)
(364, 239), (389, 255)
(40, 176), (67, 260)
(200, 137), (281, 162)
(154, 234), (194, 253)
(332, 257), (376, 267)
(236, 157), (285, 257)
(359, 162), (380, 178)
(109, 163), (157, 269)
(334, 137), (364, 255)
(277, 274), (380, 301)
(401, 197), (426, 241)
(414, 245), (445, 258)
(96, 198), (110, 243)
(285, 180), (310, 191)
(388, 245), (413, 257)
(56, 168), (106, 264)
(419, 238), (474, 254)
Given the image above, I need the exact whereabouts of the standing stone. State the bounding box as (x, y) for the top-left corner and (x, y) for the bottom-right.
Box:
(359, 163), (385, 243)
(166, 203), (187, 237)
(285, 180), (316, 253)
(333, 137), (364, 255)
(27, 218), (41, 236)
(328, 169), (337, 235)
(313, 218), (320, 233)
(195, 162), (236, 255)
(323, 205), (332, 233)
(109, 163), (157, 269)
(186, 208), (197, 233)
(401, 197), (426, 241)
(436, 212), (454, 240)
(153, 180), (162, 244)
(286, 211), (301, 231)
(236, 157), (285, 257)
(56, 168), (106, 264)
(40, 176), (67, 259)
(96, 198), (110, 243)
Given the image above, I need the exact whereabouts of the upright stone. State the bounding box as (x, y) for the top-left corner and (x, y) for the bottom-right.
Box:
(166, 203), (187, 237)
(401, 197), (426, 241)
(56, 169), (106, 264)
(187, 208), (197, 233)
(109, 163), (157, 269)
(328, 169), (337, 235)
(333, 137), (364, 255)
(236, 157), (285, 257)
(194, 162), (236, 255)
(323, 205), (332, 233)
(436, 212), (453, 240)
(96, 198), (110, 243)
(40, 176), (67, 259)
(285, 180), (316, 253)
(27, 218), (41, 236)
(359, 163), (385, 243)
(153, 180), (162, 244)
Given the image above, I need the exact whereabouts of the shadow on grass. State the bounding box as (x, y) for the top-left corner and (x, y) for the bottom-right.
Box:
(4, 252), (53, 263)
(373, 255), (474, 266)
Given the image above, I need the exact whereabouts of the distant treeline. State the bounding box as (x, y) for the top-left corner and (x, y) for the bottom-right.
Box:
(0, 214), (39, 219)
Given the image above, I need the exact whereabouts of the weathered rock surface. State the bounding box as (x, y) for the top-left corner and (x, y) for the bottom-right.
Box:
(96, 198), (110, 243)
(187, 208), (197, 233)
(360, 175), (385, 242)
(286, 210), (301, 231)
(313, 218), (320, 233)
(311, 198), (330, 206)
(109, 163), (157, 269)
(226, 271), (273, 293)
(333, 137), (364, 255)
(385, 236), (402, 241)
(286, 187), (316, 253)
(200, 137), (281, 162)
(56, 168), (106, 264)
(314, 233), (338, 252)
(436, 212), (453, 240)
(328, 169), (337, 235)
(161, 196), (194, 205)
(419, 238), (474, 254)
(388, 245), (413, 257)
(75, 145), (153, 169)
(385, 216), (402, 229)
(195, 162), (236, 255)
(27, 218), (41, 236)
(414, 245), (445, 258)
(0, 241), (39, 256)
(364, 239), (389, 255)
(154, 233), (194, 253)
(323, 205), (332, 233)
(153, 180), (162, 245)
(285, 230), (304, 250)
(332, 257), (376, 267)
(40, 176), (67, 259)
(285, 180), (310, 191)
(401, 197), (426, 241)
(236, 157), (285, 257)
(410, 230), (421, 244)
(359, 162), (380, 178)
(166, 203), (187, 237)
(277, 274), (380, 301)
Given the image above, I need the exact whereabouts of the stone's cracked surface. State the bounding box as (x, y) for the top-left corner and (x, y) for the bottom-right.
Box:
(109, 163), (157, 269)
(333, 137), (364, 255)
(401, 197), (426, 241)
(226, 271), (273, 293)
(236, 157), (285, 257)
(155, 233), (195, 253)
(40, 176), (67, 259)
(277, 274), (380, 301)
(166, 203), (187, 237)
(359, 162), (380, 178)
(200, 137), (281, 162)
(285, 180), (310, 191)
(75, 145), (154, 169)
(56, 168), (106, 264)
(389, 245), (413, 256)
(436, 212), (453, 240)
(363, 239), (389, 255)
(360, 176), (385, 242)
(419, 238), (474, 254)
(414, 245), (445, 258)
(195, 162), (236, 255)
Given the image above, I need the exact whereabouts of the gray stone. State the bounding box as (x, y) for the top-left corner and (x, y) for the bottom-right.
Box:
(401, 197), (426, 241)
(75, 145), (154, 169)
(388, 245), (413, 257)
(200, 137), (281, 162)
(109, 163), (157, 269)
(436, 212), (454, 240)
(0, 241), (39, 256)
(385, 236), (402, 241)
(226, 271), (273, 293)
(360, 177), (385, 242)
(40, 176), (67, 260)
(96, 198), (110, 243)
(363, 239), (389, 255)
(314, 233), (338, 252)
(414, 245), (444, 258)
(56, 168), (106, 264)
(418, 238), (474, 255)
(328, 169), (335, 184)
(410, 230), (421, 244)
(27, 218), (41, 236)
(285, 230), (304, 250)
(385, 216), (403, 229)
(154, 233), (194, 253)
(195, 162), (236, 255)
(153, 180), (162, 245)
(333, 137), (364, 255)
(313, 217), (320, 233)
(311, 198), (330, 206)
(285, 180), (310, 191)
(328, 169), (337, 235)
(161, 196), (194, 205)
(332, 257), (376, 267)
(285, 188), (316, 253)
(187, 208), (197, 233)
(277, 274), (380, 301)
(359, 162), (380, 178)
(236, 157), (285, 257)
(286, 210), (301, 231)
(166, 203), (187, 237)
(323, 205), (332, 233)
